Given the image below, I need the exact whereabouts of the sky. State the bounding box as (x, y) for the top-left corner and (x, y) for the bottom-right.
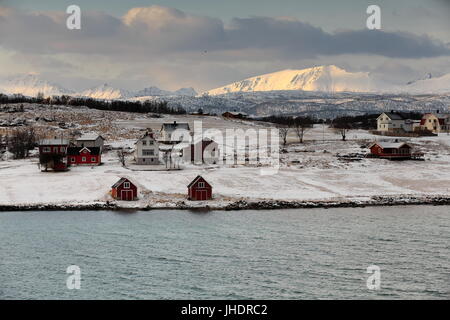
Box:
(0, 0), (450, 92)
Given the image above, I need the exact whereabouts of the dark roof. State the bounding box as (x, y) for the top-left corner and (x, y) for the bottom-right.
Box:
(187, 175), (211, 188)
(161, 121), (190, 131)
(112, 177), (134, 188)
(67, 146), (101, 155)
(382, 112), (409, 120)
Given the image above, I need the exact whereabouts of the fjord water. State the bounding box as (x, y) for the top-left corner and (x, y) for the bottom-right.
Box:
(0, 206), (449, 299)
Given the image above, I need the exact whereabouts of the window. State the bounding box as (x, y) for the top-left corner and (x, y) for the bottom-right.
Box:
(91, 157), (96, 162)
(71, 157), (75, 162)
(53, 147), (58, 152)
(124, 182), (130, 189)
(149, 140), (154, 145)
(82, 157), (86, 162)
(43, 147), (51, 152)
(143, 140), (147, 146)
(198, 182), (205, 188)
(60, 147), (66, 152)
(143, 149), (154, 156)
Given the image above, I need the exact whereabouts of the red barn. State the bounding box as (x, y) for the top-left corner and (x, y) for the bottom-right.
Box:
(187, 175), (212, 201)
(67, 147), (101, 166)
(111, 178), (138, 201)
(369, 141), (412, 159)
(38, 139), (69, 171)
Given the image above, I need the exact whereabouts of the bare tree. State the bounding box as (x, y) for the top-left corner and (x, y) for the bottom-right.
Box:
(117, 148), (126, 167)
(278, 126), (290, 146)
(332, 123), (351, 141)
(293, 118), (313, 143)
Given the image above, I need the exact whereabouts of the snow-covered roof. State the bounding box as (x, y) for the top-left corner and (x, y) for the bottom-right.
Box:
(370, 141), (411, 149)
(77, 133), (104, 141)
(39, 139), (69, 145)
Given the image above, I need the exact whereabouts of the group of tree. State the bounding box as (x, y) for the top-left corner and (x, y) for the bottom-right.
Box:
(0, 93), (186, 115)
(3, 127), (38, 159)
(256, 115), (315, 146)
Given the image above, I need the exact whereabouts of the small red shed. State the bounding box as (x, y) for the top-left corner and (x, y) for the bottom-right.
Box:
(187, 175), (212, 201)
(369, 141), (412, 159)
(111, 178), (138, 201)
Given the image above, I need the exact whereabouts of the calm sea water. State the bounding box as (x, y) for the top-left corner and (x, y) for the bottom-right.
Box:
(0, 206), (449, 300)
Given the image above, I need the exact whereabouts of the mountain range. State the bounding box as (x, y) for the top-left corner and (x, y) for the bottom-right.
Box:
(1, 65), (450, 99)
(205, 65), (450, 95)
(0, 74), (197, 99)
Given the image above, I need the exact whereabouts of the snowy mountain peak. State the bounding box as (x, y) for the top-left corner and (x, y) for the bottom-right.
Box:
(205, 65), (373, 95)
(80, 84), (134, 100)
(0, 74), (73, 97)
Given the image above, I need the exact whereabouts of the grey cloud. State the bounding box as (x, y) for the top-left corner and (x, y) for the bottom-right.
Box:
(0, 6), (449, 59)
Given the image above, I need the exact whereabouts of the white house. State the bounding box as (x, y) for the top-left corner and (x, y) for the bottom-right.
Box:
(135, 131), (160, 165)
(377, 112), (414, 132)
(159, 121), (190, 143)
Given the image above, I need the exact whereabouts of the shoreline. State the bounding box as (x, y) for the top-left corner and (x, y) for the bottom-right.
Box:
(1, 195), (450, 212)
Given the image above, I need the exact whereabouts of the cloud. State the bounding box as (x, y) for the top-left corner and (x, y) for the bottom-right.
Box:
(0, 5), (449, 59)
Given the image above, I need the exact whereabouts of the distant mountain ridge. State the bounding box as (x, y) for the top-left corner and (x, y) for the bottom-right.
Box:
(0, 74), (198, 99)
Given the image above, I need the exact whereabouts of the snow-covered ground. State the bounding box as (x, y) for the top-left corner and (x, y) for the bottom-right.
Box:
(1, 119), (449, 209)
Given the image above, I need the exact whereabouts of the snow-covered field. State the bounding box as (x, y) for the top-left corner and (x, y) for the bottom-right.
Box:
(1, 115), (449, 209)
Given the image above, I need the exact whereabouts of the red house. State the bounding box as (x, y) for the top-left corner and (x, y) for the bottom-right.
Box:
(111, 178), (138, 201)
(369, 141), (412, 159)
(67, 147), (101, 166)
(39, 139), (69, 171)
(187, 175), (212, 201)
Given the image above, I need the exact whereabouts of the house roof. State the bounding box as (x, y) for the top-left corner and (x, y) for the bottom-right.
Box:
(370, 141), (412, 149)
(39, 139), (69, 146)
(112, 177), (133, 188)
(135, 131), (156, 144)
(379, 112), (409, 120)
(223, 111), (248, 116)
(161, 121), (190, 132)
(77, 133), (105, 141)
(187, 175), (211, 188)
(67, 146), (101, 155)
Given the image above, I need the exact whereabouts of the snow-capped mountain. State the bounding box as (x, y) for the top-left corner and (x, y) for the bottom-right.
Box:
(402, 73), (450, 94)
(80, 83), (134, 100)
(205, 65), (373, 95)
(0, 74), (73, 97)
(135, 86), (197, 97)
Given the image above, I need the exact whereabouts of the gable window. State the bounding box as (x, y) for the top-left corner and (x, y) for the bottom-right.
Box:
(143, 140), (147, 146)
(198, 182), (205, 188)
(124, 182), (130, 189)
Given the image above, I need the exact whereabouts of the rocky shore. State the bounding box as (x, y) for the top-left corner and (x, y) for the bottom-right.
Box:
(1, 194), (450, 212)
